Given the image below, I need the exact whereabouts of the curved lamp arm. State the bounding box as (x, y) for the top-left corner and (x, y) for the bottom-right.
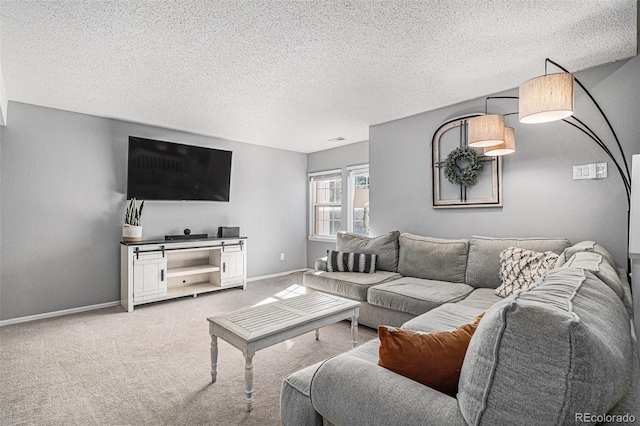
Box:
(546, 58), (631, 206)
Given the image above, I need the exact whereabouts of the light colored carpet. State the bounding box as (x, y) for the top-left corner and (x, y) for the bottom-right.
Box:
(0, 272), (377, 425)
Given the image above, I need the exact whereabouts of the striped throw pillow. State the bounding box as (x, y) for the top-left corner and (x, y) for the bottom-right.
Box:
(326, 250), (377, 273)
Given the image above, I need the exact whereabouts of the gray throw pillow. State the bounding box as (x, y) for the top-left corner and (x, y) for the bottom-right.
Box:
(337, 231), (400, 272)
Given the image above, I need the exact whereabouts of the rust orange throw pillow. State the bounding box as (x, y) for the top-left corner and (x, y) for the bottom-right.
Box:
(377, 313), (484, 397)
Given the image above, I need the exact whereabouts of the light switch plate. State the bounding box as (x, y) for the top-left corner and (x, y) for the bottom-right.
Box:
(573, 164), (592, 180)
(573, 163), (608, 180)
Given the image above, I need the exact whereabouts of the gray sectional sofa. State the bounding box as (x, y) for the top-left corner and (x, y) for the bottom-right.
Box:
(304, 231), (574, 328)
(281, 232), (639, 425)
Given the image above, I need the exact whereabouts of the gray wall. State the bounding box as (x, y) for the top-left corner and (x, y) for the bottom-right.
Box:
(307, 141), (369, 267)
(370, 56), (640, 267)
(0, 102), (307, 321)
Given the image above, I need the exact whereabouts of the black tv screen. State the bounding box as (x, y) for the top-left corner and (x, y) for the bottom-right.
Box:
(126, 136), (232, 201)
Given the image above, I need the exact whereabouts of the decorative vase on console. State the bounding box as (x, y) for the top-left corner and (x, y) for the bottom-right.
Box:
(123, 198), (144, 242)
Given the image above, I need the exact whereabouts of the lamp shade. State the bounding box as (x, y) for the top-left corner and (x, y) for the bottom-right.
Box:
(484, 127), (515, 156)
(468, 114), (504, 147)
(519, 72), (574, 124)
(353, 188), (369, 208)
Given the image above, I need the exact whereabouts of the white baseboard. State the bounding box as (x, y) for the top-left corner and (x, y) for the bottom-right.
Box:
(0, 301), (121, 327)
(1, 270), (311, 326)
(247, 268), (310, 282)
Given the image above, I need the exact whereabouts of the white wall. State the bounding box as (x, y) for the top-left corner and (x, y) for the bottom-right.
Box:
(0, 102), (307, 321)
(370, 56), (640, 267)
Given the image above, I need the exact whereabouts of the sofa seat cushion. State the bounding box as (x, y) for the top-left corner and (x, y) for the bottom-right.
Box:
(402, 303), (485, 333)
(367, 277), (474, 316)
(397, 234), (468, 283)
(303, 270), (401, 301)
(309, 350), (466, 426)
(458, 267), (634, 425)
(456, 288), (503, 310)
(337, 231), (400, 272)
(466, 236), (570, 289)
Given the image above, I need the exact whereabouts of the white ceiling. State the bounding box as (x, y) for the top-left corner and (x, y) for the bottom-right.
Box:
(1, 1), (637, 153)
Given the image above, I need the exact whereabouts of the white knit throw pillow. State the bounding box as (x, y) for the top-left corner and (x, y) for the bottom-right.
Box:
(495, 247), (559, 297)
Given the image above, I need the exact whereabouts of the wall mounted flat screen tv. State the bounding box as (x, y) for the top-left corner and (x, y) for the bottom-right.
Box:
(127, 136), (232, 201)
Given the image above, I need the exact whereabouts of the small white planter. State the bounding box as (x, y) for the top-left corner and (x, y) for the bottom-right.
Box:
(122, 224), (143, 242)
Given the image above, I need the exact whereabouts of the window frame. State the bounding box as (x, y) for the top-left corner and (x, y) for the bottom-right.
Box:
(308, 169), (343, 242)
(346, 164), (370, 235)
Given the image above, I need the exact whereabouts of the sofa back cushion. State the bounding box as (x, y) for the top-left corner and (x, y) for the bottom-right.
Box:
(337, 231), (400, 272)
(466, 236), (570, 288)
(555, 240), (617, 269)
(397, 234), (468, 282)
(458, 268), (634, 425)
(559, 251), (625, 300)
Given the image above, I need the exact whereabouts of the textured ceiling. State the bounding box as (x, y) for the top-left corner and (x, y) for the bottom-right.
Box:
(0, 1), (637, 153)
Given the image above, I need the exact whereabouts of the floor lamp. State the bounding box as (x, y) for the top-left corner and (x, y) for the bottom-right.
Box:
(518, 58), (631, 202)
(520, 58), (632, 273)
(469, 59), (632, 273)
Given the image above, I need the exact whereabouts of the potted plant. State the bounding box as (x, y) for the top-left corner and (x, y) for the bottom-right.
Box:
(123, 198), (144, 242)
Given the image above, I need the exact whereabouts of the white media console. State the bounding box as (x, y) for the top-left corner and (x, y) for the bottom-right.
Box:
(120, 237), (247, 312)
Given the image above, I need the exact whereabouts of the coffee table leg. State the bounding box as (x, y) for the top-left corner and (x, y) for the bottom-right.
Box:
(351, 315), (358, 348)
(210, 335), (218, 383)
(245, 355), (254, 412)
(315, 328), (320, 341)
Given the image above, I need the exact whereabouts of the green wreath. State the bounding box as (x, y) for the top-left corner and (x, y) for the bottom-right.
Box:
(444, 146), (484, 187)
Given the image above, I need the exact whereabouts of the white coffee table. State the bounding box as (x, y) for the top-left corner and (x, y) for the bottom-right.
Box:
(207, 292), (360, 411)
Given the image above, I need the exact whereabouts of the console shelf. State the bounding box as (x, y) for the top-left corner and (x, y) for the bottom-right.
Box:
(167, 264), (220, 278)
(120, 237), (247, 312)
(166, 283), (228, 298)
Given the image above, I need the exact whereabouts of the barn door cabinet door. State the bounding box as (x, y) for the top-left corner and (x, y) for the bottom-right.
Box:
(221, 249), (245, 286)
(133, 253), (167, 302)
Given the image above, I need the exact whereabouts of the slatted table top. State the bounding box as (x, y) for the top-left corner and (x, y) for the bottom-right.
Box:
(207, 292), (360, 343)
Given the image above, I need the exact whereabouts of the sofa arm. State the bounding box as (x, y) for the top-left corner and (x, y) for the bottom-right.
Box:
(310, 355), (466, 426)
(314, 256), (328, 271)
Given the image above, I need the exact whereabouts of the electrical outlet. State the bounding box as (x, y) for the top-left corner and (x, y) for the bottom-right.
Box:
(280, 253), (285, 261)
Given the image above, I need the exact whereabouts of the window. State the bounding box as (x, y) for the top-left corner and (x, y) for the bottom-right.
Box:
(309, 170), (342, 239)
(347, 165), (370, 236)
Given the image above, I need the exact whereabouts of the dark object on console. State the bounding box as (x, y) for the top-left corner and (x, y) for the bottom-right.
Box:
(218, 227), (240, 238)
(165, 233), (208, 241)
